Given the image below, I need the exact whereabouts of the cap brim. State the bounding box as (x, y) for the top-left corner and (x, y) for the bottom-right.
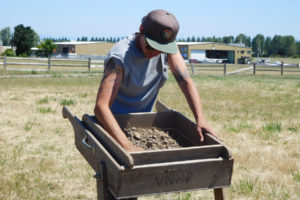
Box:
(145, 37), (178, 54)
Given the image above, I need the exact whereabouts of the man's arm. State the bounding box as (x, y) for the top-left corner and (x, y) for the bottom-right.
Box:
(167, 51), (217, 141)
(94, 62), (142, 151)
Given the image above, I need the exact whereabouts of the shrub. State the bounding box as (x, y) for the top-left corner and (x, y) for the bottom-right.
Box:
(291, 55), (300, 59)
(2, 49), (15, 56)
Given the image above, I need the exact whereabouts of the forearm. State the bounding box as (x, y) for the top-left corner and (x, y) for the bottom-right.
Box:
(94, 104), (132, 148)
(178, 78), (206, 124)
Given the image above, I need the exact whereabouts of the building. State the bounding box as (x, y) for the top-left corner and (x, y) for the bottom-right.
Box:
(178, 42), (252, 64)
(0, 41), (2, 54)
(54, 41), (115, 59)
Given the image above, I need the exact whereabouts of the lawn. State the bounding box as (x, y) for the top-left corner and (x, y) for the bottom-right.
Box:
(0, 73), (299, 199)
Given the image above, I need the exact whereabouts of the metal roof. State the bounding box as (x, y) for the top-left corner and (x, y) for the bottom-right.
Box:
(54, 41), (104, 45)
(177, 42), (250, 48)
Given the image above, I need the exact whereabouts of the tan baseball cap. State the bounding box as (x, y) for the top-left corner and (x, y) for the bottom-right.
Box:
(142, 9), (179, 54)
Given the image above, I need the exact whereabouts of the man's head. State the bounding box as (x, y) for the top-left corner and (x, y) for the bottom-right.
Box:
(141, 9), (179, 54)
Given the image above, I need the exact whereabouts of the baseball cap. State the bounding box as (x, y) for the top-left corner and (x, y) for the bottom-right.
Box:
(142, 9), (179, 54)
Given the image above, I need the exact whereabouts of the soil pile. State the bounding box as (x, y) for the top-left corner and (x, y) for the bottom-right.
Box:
(124, 127), (191, 150)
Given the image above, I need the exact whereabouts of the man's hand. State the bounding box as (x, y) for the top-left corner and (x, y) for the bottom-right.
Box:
(196, 121), (218, 142)
(123, 143), (144, 152)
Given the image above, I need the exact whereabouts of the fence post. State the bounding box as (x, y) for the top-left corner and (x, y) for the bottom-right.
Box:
(191, 63), (194, 75)
(281, 61), (284, 76)
(253, 63), (256, 75)
(223, 63), (226, 76)
(4, 55), (7, 70)
(88, 57), (91, 71)
(48, 56), (51, 71)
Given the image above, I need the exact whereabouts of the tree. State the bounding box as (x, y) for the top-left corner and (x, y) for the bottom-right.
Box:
(0, 27), (12, 46)
(37, 39), (56, 57)
(11, 24), (37, 56)
(264, 36), (272, 56)
(296, 41), (300, 55)
(222, 36), (234, 44)
(235, 33), (251, 46)
(252, 34), (265, 57)
(271, 35), (283, 55)
(283, 35), (296, 56)
(270, 35), (296, 56)
(33, 31), (40, 46)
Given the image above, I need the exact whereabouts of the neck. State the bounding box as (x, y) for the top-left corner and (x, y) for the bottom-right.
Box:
(135, 33), (142, 51)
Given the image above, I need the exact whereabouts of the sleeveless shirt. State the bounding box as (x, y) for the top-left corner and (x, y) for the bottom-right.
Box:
(104, 34), (168, 114)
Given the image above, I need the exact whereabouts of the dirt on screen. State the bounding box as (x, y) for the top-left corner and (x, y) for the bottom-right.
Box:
(123, 127), (191, 150)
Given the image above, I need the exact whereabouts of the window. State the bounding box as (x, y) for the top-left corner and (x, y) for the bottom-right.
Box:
(241, 50), (244, 54)
(247, 51), (251, 54)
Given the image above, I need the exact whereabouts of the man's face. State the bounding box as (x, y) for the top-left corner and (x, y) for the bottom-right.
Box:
(141, 35), (161, 59)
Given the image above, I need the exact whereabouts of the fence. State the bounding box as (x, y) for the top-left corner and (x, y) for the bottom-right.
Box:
(188, 62), (300, 76)
(1, 56), (300, 76)
(253, 62), (300, 75)
(189, 63), (228, 75)
(0, 56), (104, 72)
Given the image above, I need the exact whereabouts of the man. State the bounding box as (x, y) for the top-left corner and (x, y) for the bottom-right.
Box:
(94, 9), (217, 152)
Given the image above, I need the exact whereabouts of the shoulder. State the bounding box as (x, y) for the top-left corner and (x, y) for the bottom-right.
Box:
(105, 35), (135, 62)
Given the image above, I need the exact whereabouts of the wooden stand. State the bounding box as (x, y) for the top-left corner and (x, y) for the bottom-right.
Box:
(94, 161), (225, 200)
(62, 102), (231, 200)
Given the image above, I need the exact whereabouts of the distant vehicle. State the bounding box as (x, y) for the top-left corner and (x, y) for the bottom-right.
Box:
(189, 59), (202, 63)
(238, 57), (251, 64)
(189, 58), (227, 64)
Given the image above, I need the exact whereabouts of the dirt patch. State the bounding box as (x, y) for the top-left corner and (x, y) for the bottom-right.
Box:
(124, 127), (191, 150)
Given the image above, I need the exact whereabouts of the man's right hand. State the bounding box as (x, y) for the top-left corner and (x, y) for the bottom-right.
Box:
(123, 143), (144, 152)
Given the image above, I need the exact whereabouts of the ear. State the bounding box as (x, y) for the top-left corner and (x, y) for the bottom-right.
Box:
(139, 25), (143, 34)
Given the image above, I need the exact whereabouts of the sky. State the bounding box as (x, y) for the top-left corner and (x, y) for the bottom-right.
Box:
(1, 0), (300, 41)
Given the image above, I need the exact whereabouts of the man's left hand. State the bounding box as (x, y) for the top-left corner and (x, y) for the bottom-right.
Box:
(196, 122), (218, 142)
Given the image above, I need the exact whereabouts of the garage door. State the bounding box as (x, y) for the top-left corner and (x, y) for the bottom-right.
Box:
(191, 50), (206, 61)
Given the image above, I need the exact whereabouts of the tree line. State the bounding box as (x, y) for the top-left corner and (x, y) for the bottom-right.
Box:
(1, 25), (300, 58)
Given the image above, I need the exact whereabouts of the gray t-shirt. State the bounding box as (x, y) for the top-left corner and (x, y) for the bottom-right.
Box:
(104, 34), (168, 114)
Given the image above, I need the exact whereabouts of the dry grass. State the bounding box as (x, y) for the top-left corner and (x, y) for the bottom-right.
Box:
(0, 74), (299, 200)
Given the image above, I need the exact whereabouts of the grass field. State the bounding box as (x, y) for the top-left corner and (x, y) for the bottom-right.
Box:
(0, 73), (299, 199)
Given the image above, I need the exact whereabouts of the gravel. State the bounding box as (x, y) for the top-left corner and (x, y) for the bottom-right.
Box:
(123, 126), (191, 150)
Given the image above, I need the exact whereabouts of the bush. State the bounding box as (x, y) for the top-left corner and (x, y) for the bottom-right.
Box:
(291, 55), (300, 59)
(19, 52), (30, 57)
(2, 49), (15, 56)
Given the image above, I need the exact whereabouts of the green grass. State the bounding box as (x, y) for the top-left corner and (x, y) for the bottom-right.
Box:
(24, 121), (34, 131)
(37, 96), (49, 104)
(60, 99), (75, 106)
(291, 170), (300, 182)
(232, 178), (257, 195)
(262, 122), (282, 133)
(38, 107), (55, 114)
(78, 93), (88, 98)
